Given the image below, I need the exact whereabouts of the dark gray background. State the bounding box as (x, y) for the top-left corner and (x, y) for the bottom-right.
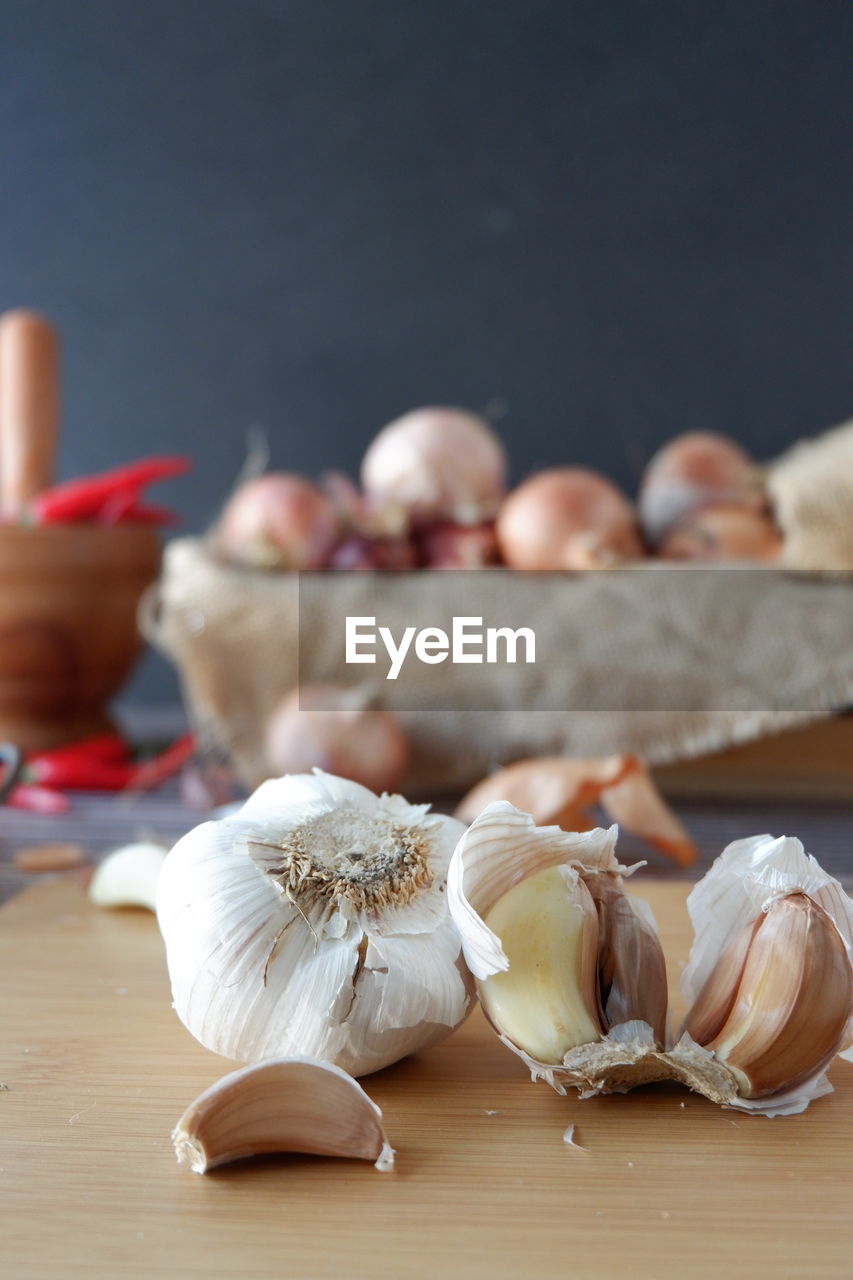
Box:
(0, 0), (850, 702)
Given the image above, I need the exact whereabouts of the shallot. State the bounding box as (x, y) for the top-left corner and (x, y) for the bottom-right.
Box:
(264, 685), (410, 793)
(659, 506), (783, 562)
(217, 473), (339, 569)
(361, 407), (506, 526)
(496, 468), (644, 570)
(418, 521), (499, 569)
(639, 431), (763, 545)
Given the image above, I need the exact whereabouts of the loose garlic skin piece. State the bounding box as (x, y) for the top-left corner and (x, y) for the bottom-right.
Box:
(156, 772), (473, 1077)
(479, 868), (602, 1064)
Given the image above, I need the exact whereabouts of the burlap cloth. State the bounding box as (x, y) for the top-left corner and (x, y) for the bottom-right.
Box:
(145, 423), (853, 792)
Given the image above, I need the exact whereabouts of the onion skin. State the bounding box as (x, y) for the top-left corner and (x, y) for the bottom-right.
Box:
(264, 686), (410, 794)
(217, 474), (340, 570)
(659, 505), (784, 562)
(496, 468), (644, 571)
(639, 432), (764, 545)
(361, 407), (507, 526)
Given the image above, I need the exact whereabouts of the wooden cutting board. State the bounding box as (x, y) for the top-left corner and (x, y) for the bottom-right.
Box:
(1, 876), (850, 1279)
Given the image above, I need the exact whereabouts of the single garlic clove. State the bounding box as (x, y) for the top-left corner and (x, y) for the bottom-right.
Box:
(172, 1058), (395, 1175)
(479, 866), (602, 1064)
(88, 841), (168, 911)
(703, 893), (853, 1099)
(682, 915), (761, 1048)
(584, 872), (669, 1046)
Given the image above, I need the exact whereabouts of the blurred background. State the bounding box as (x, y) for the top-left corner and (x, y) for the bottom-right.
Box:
(0, 0), (850, 702)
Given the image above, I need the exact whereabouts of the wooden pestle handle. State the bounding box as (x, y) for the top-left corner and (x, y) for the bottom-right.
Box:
(0, 310), (60, 517)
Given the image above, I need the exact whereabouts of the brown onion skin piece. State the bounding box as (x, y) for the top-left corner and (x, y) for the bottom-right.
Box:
(496, 468), (645, 571)
(264, 686), (410, 794)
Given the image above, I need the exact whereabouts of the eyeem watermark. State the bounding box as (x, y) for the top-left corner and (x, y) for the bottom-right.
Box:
(346, 616), (536, 680)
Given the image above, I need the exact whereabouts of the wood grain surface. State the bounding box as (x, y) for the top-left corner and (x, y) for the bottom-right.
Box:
(1, 876), (851, 1280)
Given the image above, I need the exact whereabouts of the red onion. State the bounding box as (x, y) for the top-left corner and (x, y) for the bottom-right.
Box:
(361, 407), (507, 526)
(659, 505), (783, 562)
(418, 521), (499, 568)
(496, 468), (644, 570)
(217, 474), (340, 570)
(639, 432), (763, 545)
(329, 535), (418, 571)
(264, 685), (410, 794)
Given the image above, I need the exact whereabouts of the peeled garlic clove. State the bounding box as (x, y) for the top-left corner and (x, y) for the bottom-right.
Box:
(172, 1058), (394, 1174)
(479, 867), (602, 1064)
(88, 841), (168, 911)
(584, 872), (668, 1047)
(704, 894), (853, 1099)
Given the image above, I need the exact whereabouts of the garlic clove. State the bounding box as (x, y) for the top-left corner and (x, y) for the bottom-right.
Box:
(172, 1058), (394, 1174)
(478, 867), (602, 1064)
(88, 841), (168, 911)
(584, 872), (669, 1046)
(705, 893), (853, 1099)
(681, 915), (760, 1048)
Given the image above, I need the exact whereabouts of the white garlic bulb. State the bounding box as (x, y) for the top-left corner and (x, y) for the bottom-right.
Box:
(156, 771), (473, 1076)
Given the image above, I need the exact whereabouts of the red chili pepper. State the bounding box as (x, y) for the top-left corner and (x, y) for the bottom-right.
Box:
(127, 733), (196, 793)
(26, 757), (136, 791)
(113, 502), (181, 527)
(31, 733), (131, 766)
(30, 456), (192, 524)
(8, 784), (72, 814)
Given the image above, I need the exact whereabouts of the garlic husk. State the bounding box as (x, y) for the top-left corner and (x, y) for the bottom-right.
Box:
(674, 834), (853, 1114)
(88, 841), (168, 912)
(447, 804), (663, 1092)
(156, 771), (473, 1076)
(172, 1057), (394, 1174)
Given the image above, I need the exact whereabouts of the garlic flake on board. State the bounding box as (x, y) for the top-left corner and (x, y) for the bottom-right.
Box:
(446, 803), (669, 1095)
(156, 771), (473, 1076)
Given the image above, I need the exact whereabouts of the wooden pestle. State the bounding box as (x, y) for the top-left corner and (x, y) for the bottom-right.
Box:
(0, 310), (60, 518)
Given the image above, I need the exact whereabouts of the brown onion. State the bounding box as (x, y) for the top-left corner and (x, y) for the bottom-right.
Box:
(217, 474), (340, 570)
(264, 685), (410, 794)
(361, 407), (506, 526)
(639, 431), (763, 545)
(659, 505), (783, 562)
(419, 521), (499, 568)
(496, 467), (644, 570)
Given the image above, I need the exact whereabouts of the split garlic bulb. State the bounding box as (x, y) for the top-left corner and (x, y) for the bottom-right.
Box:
(447, 803), (669, 1095)
(156, 772), (473, 1076)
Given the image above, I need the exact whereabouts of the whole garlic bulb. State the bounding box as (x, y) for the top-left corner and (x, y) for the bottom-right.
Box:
(156, 772), (473, 1076)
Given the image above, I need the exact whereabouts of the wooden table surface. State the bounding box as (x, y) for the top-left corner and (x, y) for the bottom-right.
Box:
(1, 874), (851, 1280)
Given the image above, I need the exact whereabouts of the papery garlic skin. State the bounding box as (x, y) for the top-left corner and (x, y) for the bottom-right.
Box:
(156, 772), (473, 1076)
